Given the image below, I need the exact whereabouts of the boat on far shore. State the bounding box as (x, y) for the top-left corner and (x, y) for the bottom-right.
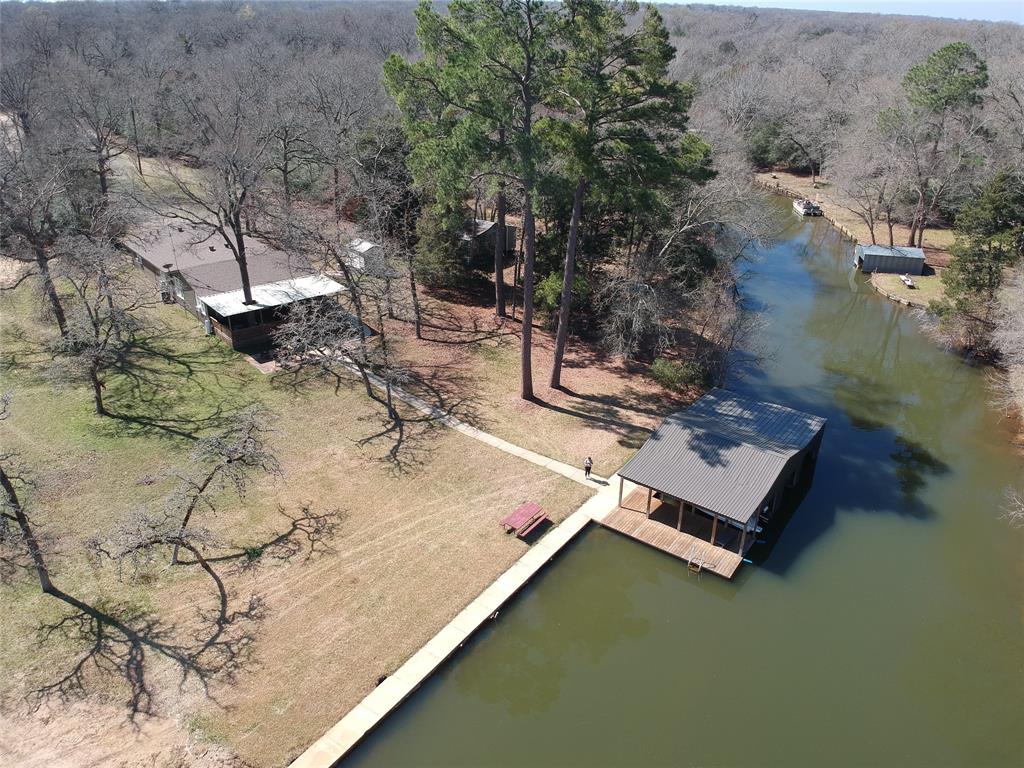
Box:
(793, 198), (823, 216)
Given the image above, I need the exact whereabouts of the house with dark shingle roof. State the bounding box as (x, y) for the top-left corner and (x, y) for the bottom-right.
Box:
(124, 218), (345, 350)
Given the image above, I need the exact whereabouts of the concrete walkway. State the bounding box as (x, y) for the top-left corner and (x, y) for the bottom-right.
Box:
(289, 479), (628, 768)
(347, 362), (608, 488)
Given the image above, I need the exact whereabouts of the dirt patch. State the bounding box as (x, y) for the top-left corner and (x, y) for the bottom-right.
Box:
(0, 701), (251, 768)
(390, 282), (697, 476)
(0, 255), (29, 286)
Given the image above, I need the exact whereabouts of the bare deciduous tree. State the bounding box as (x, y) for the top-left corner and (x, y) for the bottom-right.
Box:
(49, 237), (147, 416)
(0, 140), (78, 336)
(61, 57), (130, 197)
(829, 115), (906, 246)
(304, 55), (381, 223)
(140, 54), (274, 306)
(274, 297), (369, 389)
(1, 396), (259, 716)
(164, 406), (280, 565)
(991, 268), (1024, 414)
(1001, 487), (1024, 529)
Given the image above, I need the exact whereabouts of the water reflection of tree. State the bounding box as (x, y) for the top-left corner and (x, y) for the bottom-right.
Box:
(745, 211), (960, 573)
(890, 436), (949, 496)
(803, 244), (954, 496)
(453, 534), (653, 717)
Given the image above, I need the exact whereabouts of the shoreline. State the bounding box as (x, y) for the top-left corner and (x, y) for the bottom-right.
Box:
(756, 176), (945, 310)
(867, 273), (931, 309)
(756, 177), (864, 245)
(758, 177), (1024, 446)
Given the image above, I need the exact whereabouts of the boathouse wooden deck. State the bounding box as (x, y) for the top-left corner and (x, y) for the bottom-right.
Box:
(599, 489), (744, 579)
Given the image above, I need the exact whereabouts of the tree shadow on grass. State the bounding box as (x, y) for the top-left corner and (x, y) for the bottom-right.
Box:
(414, 300), (520, 347)
(100, 401), (239, 442)
(98, 329), (256, 442)
(179, 504), (343, 569)
(557, 383), (684, 424)
(425, 274), (501, 309)
(32, 504), (342, 720)
(402, 359), (487, 429)
(32, 583), (263, 722)
(352, 396), (453, 475)
(530, 395), (652, 452)
(117, 327), (248, 387)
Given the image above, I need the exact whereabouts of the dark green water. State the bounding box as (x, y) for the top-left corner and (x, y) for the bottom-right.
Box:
(345, 198), (1024, 767)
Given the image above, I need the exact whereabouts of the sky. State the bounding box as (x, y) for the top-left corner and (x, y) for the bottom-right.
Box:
(685, 0), (1024, 23)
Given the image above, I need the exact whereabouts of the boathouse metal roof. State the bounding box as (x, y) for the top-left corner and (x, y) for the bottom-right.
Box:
(617, 388), (826, 525)
(855, 244), (925, 260)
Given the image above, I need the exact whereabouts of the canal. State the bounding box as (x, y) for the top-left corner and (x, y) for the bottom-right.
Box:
(345, 196), (1024, 767)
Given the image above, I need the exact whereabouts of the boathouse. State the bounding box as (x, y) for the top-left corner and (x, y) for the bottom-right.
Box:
(606, 388), (826, 578)
(854, 244), (926, 275)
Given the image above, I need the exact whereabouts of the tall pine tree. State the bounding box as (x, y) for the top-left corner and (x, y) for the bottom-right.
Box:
(385, 0), (560, 399)
(547, 0), (700, 387)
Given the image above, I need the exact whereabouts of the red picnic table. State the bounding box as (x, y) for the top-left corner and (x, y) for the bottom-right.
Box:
(501, 502), (548, 539)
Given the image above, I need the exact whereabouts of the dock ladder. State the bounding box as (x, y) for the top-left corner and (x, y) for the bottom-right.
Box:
(686, 543), (703, 574)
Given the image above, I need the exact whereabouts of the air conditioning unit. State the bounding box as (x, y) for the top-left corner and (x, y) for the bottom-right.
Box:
(158, 276), (173, 304)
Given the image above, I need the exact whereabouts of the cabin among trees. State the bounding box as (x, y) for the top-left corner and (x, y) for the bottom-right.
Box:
(126, 220), (345, 350)
(461, 219), (517, 267)
(344, 238), (385, 274)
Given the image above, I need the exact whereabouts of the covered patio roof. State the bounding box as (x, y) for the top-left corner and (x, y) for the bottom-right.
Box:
(617, 388), (826, 525)
(199, 275), (343, 318)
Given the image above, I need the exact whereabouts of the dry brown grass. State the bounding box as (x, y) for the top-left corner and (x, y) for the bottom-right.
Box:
(0, 279), (590, 767)
(2, 142), (685, 763)
(757, 171), (955, 256)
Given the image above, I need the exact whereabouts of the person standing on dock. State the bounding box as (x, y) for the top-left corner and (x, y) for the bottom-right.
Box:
(584, 456), (593, 480)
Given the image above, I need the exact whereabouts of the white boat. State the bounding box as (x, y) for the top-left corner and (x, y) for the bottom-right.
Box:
(793, 198), (822, 216)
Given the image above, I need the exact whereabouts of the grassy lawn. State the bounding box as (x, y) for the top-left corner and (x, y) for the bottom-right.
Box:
(870, 272), (946, 307)
(2, 148), (688, 764)
(110, 151), (208, 206)
(757, 171), (955, 255)
(0, 276), (591, 767)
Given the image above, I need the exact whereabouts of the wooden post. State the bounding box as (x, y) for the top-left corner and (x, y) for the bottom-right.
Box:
(618, 476), (624, 506)
(739, 526), (748, 554)
(710, 513), (718, 546)
(676, 502), (684, 531)
(645, 488), (652, 518)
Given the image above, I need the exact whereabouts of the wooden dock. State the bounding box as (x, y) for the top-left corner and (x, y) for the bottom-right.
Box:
(599, 497), (744, 579)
